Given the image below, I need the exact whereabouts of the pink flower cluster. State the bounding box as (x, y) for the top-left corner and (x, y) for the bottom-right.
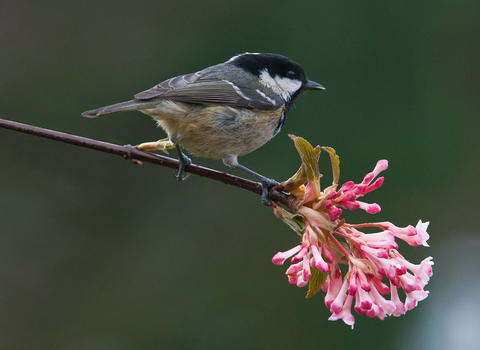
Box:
(272, 159), (433, 327)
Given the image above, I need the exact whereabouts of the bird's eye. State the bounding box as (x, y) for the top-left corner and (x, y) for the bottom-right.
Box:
(287, 70), (296, 78)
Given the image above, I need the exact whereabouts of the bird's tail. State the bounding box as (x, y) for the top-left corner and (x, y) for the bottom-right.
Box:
(82, 99), (159, 118)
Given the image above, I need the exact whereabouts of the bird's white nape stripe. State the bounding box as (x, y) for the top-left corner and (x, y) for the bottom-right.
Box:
(227, 52), (260, 63)
(223, 80), (251, 100)
(259, 69), (302, 101)
(259, 69), (278, 93)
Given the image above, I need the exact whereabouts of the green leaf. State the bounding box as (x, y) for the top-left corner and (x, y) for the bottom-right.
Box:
(281, 213), (306, 235)
(290, 214), (306, 233)
(273, 205), (306, 235)
(321, 146), (340, 185)
(280, 165), (307, 191)
(306, 267), (328, 298)
(289, 135), (321, 197)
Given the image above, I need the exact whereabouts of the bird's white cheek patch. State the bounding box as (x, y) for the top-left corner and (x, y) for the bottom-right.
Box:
(259, 69), (302, 101)
(274, 76), (302, 99)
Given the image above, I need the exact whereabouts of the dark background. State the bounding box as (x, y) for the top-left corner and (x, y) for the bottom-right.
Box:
(1, 1), (479, 349)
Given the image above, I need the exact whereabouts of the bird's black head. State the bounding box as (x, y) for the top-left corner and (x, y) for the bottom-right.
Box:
(228, 53), (324, 101)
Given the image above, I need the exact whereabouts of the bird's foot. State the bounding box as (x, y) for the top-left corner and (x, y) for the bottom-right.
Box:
(176, 152), (192, 181)
(260, 177), (280, 206)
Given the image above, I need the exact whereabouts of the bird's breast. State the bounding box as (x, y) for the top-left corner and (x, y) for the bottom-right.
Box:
(151, 103), (284, 159)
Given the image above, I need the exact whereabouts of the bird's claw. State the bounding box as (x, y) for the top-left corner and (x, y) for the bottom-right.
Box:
(260, 178), (280, 206)
(175, 153), (192, 182)
(175, 170), (191, 181)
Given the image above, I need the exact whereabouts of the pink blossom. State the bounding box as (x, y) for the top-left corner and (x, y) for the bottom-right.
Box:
(355, 285), (373, 311)
(302, 254), (311, 281)
(348, 272), (358, 295)
(377, 221), (430, 247)
(310, 244), (329, 272)
(390, 283), (406, 316)
(272, 245), (302, 265)
(271, 141), (432, 327)
(286, 261), (303, 275)
(325, 267), (343, 309)
(330, 279), (350, 314)
(372, 160), (389, 177)
(365, 177), (384, 194)
(328, 207), (343, 221)
(291, 246), (309, 264)
(405, 289), (429, 310)
(329, 294), (356, 329)
(357, 201), (381, 214)
(415, 220), (430, 247)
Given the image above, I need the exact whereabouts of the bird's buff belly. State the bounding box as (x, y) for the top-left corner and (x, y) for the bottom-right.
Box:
(149, 105), (283, 160)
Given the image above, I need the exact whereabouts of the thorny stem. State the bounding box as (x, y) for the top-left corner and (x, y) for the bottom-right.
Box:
(0, 117), (295, 207)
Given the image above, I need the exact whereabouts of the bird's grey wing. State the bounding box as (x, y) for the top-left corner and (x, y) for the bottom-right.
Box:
(134, 73), (280, 111)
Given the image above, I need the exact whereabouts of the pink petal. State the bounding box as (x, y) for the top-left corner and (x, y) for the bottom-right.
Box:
(341, 181), (355, 191)
(302, 255), (311, 281)
(330, 279), (349, 314)
(296, 274), (308, 288)
(405, 290), (429, 310)
(348, 272), (358, 295)
(365, 177), (384, 193)
(328, 294), (355, 329)
(372, 160), (389, 177)
(272, 245), (302, 265)
(325, 266), (343, 309)
(286, 261), (303, 275)
(311, 244), (330, 272)
(415, 220), (430, 247)
(390, 283), (406, 316)
(291, 246), (308, 264)
(356, 285), (373, 310)
(356, 201), (381, 214)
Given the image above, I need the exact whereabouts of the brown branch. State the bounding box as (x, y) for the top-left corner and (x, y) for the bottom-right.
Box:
(0, 117), (295, 207)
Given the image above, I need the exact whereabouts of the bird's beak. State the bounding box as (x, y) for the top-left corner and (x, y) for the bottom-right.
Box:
(304, 80), (325, 90)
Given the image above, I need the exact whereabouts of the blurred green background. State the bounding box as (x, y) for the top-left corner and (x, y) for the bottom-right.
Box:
(1, 0), (479, 349)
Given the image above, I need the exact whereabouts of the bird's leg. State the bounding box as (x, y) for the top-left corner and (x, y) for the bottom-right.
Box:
(223, 155), (278, 206)
(136, 138), (176, 154)
(175, 145), (192, 181)
(234, 163), (279, 206)
(137, 139), (190, 181)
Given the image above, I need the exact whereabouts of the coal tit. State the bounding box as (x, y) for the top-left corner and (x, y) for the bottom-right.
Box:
(82, 53), (324, 205)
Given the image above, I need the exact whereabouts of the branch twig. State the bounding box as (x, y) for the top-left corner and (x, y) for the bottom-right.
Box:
(0, 118), (295, 207)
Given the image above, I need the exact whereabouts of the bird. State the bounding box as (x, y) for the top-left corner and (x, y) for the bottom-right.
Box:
(82, 52), (324, 205)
